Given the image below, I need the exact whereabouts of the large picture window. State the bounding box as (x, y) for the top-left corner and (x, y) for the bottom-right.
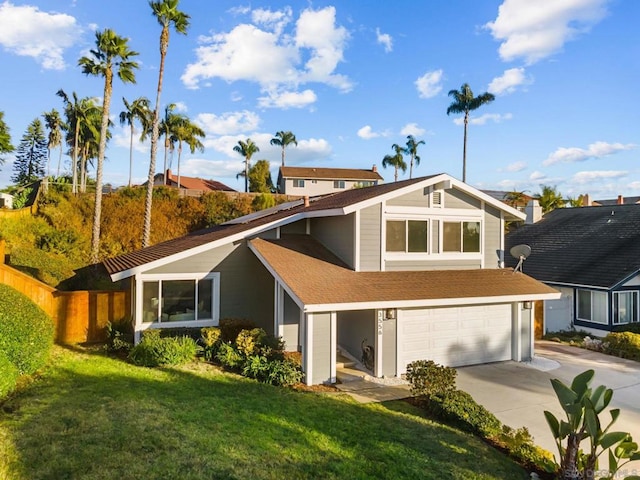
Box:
(385, 220), (428, 253)
(443, 221), (480, 253)
(577, 289), (608, 324)
(142, 275), (218, 324)
(613, 291), (638, 324)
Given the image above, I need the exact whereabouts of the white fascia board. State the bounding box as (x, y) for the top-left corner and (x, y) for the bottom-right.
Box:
(247, 241), (306, 311)
(303, 292), (561, 313)
(611, 269), (640, 290)
(543, 281), (611, 291)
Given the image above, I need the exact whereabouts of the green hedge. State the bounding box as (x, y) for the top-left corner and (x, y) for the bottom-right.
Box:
(128, 330), (199, 367)
(604, 332), (640, 361)
(0, 284), (54, 376)
(0, 350), (19, 398)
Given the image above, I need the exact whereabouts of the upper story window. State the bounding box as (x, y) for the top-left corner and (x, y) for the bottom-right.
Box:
(443, 221), (480, 253)
(386, 220), (428, 253)
(293, 179), (305, 188)
(577, 289), (608, 324)
(613, 291), (638, 324)
(333, 180), (346, 189)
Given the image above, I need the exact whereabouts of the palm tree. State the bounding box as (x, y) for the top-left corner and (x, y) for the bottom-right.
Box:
(159, 103), (184, 179)
(536, 185), (566, 214)
(270, 130), (297, 166)
(57, 90), (100, 194)
(233, 138), (260, 192)
(120, 96), (151, 187)
(173, 118), (204, 188)
(42, 109), (65, 178)
(79, 28), (139, 264)
(143, 0), (190, 248)
(503, 189), (529, 209)
(404, 135), (425, 179)
(382, 143), (407, 182)
(446, 83), (495, 182)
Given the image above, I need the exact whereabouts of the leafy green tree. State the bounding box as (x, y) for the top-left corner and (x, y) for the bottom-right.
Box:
(566, 195), (585, 208)
(172, 117), (204, 188)
(12, 118), (47, 184)
(446, 83), (495, 182)
(42, 109), (65, 178)
(248, 159), (274, 193)
(270, 130), (297, 166)
(79, 28), (139, 263)
(120, 96), (151, 187)
(536, 185), (566, 214)
(233, 138), (260, 193)
(404, 135), (425, 179)
(0, 111), (14, 168)
(502, 189), (528, 209)
(143, 0), (191, 248)
(382, 143), (407, 182)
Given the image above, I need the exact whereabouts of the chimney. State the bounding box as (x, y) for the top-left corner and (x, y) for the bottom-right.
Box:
(372, 164), (377, 173)
(617, 195), (624, 205)
(303, 196), (310, 207)
(582, 194), (591, 207)
(525, 199), (543, 224)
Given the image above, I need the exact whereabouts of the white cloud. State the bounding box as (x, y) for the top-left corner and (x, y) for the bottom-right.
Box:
(415, 69), (443, 99)
(376, 28), (392, 52)
(195, 111), (260, 136)
(572, 170), (628, 184)
(488, 67), (532, 95)
(485, 0), (609, 64)
(400, 123), (426, 136)
(0, 2), (80, 70)
(529, 171), (547, 181)
(112, 125), (149, 154)
(357, 125), (381, 140)
(543, 141), (636, 166)
(505, 161), (527, 172)
(179, 158), (244, 178)
(182, 6), (352, 105)
(257, 88), (317, 109)
(173, 101), (188, 113)
(453, 113), (513, 126)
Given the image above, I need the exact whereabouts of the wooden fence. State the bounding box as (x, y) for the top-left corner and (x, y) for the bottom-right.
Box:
(0, 240), (130, 344)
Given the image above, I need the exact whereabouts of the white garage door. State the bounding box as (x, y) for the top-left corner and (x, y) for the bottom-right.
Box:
(399, 304), (512, 372)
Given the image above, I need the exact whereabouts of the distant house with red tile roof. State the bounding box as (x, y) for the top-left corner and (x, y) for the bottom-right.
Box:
(154, 169), (235, 195)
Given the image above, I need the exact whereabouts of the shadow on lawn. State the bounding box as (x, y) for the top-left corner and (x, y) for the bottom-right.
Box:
(1, 348), (529, 480)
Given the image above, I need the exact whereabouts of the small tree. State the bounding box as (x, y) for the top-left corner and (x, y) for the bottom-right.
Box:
(248, 159), (274, 193)
(536, 185), (566, 214)
(0, 111), (14, 168)
(12, 118), (47, 184)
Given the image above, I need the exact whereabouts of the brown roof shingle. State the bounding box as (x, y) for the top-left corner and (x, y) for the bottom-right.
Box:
(250, 235), (559, 306)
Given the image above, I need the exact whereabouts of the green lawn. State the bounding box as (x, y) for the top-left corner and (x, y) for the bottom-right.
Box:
(0, 347), (528, 480)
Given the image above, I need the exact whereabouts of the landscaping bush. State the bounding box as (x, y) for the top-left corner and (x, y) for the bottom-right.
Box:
(236, 328), (266, 357)
(105, 318), (133, 353)
(219, 318), (256, 343)
(0, 284), (54, 375)
(613, 323), (640, 334)
(200, 327), (222, 361)
(405, 360), (457, 397)
(0, 350), (19, 399)
(242, 354), (269, 381)
(496, 426), (556, 473)
(265, 358), (303, 386)
(215, 342), (243, 369)
(128, 330), (198, 367)
(423, 389), (502, 438)
(603, 331), (640, 361)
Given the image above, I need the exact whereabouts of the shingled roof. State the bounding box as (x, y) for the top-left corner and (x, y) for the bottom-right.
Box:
(279, 166), (383, 181)
(505, 204), (640, 288)
(250, 235), (558, 308)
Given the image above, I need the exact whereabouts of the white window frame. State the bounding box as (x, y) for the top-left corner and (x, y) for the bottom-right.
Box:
(441, 219), (482, 254)
(576, 289), (608, 325)
(333, 180), (346, 189)
(293, 179), (305, 188)
(139, 272), (220, 329)
(613, 291), (639, 325)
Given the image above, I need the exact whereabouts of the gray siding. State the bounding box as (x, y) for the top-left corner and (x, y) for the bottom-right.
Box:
(311, 215), (355, 268)
(312, 313), (332, 385)
(386, 187), (430, 207)
(483, 205), (502, 269)
(445, 188), (481, 209)
(146, 242), (274, 331)
(385, 259), (481, 271)
(281, 220), (307, 235)
(432, 220), (440, 254)
(359, 204), (381, 271)
(521, 308), (532, 360)
(337, 310), (375, 362)
(282, 292), (300, 351)
(382, 317), (396, 377)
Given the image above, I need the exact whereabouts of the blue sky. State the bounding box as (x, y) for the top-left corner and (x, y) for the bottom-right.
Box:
(0, 0), (638, 199)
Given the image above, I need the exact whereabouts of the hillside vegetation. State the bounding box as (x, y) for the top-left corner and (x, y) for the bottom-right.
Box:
(0, 186), (285, 290)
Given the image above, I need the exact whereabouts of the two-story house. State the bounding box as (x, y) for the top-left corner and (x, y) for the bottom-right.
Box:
(104, 174), (558, 385)
(277, 165), (383, 196)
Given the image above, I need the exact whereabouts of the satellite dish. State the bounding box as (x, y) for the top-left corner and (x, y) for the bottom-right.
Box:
(510, 244), (531, 273)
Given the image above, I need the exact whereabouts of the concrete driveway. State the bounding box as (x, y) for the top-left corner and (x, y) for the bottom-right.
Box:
(456, 340), (640, 464)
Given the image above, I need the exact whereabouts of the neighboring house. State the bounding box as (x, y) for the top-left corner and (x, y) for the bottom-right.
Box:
(277, 165), (383, 196)
(0, 193), (13, 209)
(482, 190), (534, 213)
(104, 173), (558, 385)
(154, 169), (235, 194)
(593, 195), (640, 206)
(505, 204), (640, 336)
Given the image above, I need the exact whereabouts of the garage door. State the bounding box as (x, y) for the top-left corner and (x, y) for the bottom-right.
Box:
(399, 304), (512, 372)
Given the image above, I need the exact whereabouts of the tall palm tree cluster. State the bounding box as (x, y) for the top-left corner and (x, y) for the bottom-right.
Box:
(382, 135), (425, 182)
